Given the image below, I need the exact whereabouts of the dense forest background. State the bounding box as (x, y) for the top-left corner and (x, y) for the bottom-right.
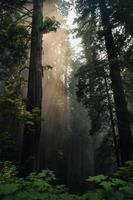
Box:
(0, 0), (133, 199)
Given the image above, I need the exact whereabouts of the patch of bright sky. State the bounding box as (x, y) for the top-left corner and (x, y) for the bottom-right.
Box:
(65, 5), (85, 62)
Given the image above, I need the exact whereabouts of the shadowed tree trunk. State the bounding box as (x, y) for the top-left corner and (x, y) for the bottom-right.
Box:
(103, 68), (120, 167)
(98, 0), (133, 163)
(21, 0), (43, 172)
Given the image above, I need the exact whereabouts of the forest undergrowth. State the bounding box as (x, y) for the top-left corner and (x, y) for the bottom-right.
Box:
(0, 161), (133, 200)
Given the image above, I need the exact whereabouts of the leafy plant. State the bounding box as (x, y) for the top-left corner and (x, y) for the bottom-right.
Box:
(86, 161), (133, 200)
(0, 161), (133, 200)
(0, 162), (81, 200)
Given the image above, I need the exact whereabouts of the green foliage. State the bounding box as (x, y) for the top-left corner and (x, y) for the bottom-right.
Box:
(0, 161), (133, 200)
(86, 160), (133, 200)
(114, 160), (133, 183)
(39, 17), (60, 34)
(87, 174), (108, 183)
(0, 0), (30, 118)
(0, 75), (27, 120)
(0, 162), (81, 200)
(0, 161), (17, 181)
(0, 0), (30, 161)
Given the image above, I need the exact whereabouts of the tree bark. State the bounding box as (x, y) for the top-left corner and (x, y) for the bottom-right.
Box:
(21, 0), (43, 172)
(98, 0), (133, 163)
(103, 69), (120, 167)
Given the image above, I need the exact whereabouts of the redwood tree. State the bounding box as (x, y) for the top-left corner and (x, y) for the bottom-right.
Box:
(75, 0), (133, 163)
(98, 0), (133, 163)
(22, 0), (43, 171)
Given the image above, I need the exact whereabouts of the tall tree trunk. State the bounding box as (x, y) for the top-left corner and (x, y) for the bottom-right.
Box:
(21, 0), (43, 172)
(98, 0), (133, 163)
(103, 69), (120, 166)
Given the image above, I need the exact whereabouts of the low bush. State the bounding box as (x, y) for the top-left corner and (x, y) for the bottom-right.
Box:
(0, 161), (132, 200)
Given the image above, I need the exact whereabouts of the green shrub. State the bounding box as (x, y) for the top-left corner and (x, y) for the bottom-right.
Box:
(85, 161), (133, 200)
(0, 162), (81, 200)
(0, 161), (133, 200)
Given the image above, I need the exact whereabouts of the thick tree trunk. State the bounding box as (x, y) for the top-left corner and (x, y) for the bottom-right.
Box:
(98, 0), (133, 163)
(21, 0), (43, 172)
